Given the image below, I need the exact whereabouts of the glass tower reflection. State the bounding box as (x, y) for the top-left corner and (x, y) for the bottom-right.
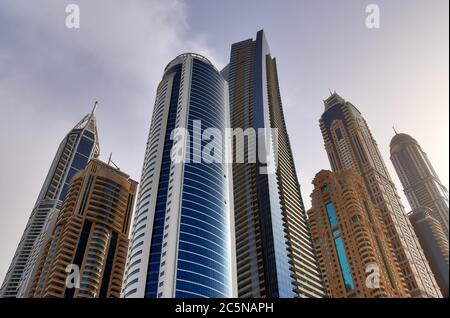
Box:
(123, 54), (236, 298)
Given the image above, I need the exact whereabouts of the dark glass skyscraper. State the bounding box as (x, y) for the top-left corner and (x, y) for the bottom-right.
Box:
(123, 53), (236, 298)
(0, 106), (100, 298)
(222, 30), (325, 298)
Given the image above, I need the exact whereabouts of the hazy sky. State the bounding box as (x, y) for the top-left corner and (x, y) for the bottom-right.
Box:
(0, 0), (448, 283)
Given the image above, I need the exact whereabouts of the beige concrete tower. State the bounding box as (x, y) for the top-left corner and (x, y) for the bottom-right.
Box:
(308, 169), (409, 298)
(390, 132), (449, 297)
(390, 132), (449, 235)
(319, 92), (441, 298)
(28, 159), (137, 298)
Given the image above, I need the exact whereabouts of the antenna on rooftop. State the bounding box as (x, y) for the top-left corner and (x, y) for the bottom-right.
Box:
(108, 152), (120, 170)
(91, 101), (98, 116)
(393, 126), (398, 135)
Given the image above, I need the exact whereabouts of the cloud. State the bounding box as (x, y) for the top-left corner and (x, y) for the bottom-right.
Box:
(0, 0), (221, 114)
(0, 0), (219, 283)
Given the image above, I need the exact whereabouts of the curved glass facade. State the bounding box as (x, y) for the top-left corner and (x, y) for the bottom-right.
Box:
(175, 59), (232, 298)
(124, 54), (234, 298)
(144, 63), (182, 298)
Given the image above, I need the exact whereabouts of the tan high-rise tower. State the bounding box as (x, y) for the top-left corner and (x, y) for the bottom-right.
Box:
(408, 207), (449, 297)
(390, 132), (449, 235)
(308, 169), (408, 298)
(390, 132), (449, 297)
(319, 92), (441, 298)
(28, 159), (137, 298)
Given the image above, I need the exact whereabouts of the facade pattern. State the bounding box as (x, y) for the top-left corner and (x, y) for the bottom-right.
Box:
(0, 108), (99, 298)
(29, 159), (137, 298)
(319, 92), (441, 297)
(223, 30), (325, 298)
(390, 132), (449, 235)
(308, 169), (408, 298)
(122, 53), (236, 298)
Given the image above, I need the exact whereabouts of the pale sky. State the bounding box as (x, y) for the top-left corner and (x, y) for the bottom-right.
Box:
(0, 0), (448, 284)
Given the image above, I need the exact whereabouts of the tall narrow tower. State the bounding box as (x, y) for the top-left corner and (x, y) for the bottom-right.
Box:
(122, 53), (236, 298)
(408, 207), (449, 297)
(390, 132), (449, 235)
(319, 92), (441, 298)
(0, 105), (100, 298)
(390, 133), (449, 297)
(222, 30), (325, 298)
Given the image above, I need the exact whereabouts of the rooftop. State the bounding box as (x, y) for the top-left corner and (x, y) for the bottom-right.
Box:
(164, 53), (213, 72)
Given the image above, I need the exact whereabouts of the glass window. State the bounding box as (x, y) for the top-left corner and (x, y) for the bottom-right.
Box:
(335, 128), (343, 140)
(77, 137), (94, 157)
(334, 237), (355, 292)
(326, 202), (338, 228)
(83, 130), (95, 140)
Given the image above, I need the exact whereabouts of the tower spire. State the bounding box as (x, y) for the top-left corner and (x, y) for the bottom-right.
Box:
(91, 101), (98, 117)
(107, 152), (120, 170)
(393, 126), (398, 135)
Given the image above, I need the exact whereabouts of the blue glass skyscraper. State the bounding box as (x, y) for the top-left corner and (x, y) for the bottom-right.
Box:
(0, 105), (100, 298)
(123, 53), (236, 298)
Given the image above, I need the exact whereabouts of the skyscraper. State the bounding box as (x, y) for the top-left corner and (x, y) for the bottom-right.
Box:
(308, 169), (408, 298)
(0, 105), (100, 298)
(122, 53), (236, 298)
(28, 159), (137, 298)
(408, 207), (449, 298)
(319, 92), (441, 297)
(390, 132), (449, 235)
(222, 30), (325, 298)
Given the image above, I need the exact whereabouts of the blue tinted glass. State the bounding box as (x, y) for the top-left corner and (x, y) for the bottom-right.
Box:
(145, 63), (182, 297)
(326, 202), (338, 228)
(177, 270), (228, 294)
(72, 153), (89, 170)
(59, 184), (69, 201)
(83, 130), (95, 140)
(178, 250), (226, 274)
(175, 59), (231, 298)
(58, 166), (80, 200)
(180, 216), (225, 239)
(175, 291), (207, 298)
(179, 232), (224, 256)
(176, 280), (226, 298)
(77, 137), (94, 157)
(66, 167), (78, 184)
(177, 260), (226, 283)
(335, 128), (343, 140)
(334, 237), (355, 292)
